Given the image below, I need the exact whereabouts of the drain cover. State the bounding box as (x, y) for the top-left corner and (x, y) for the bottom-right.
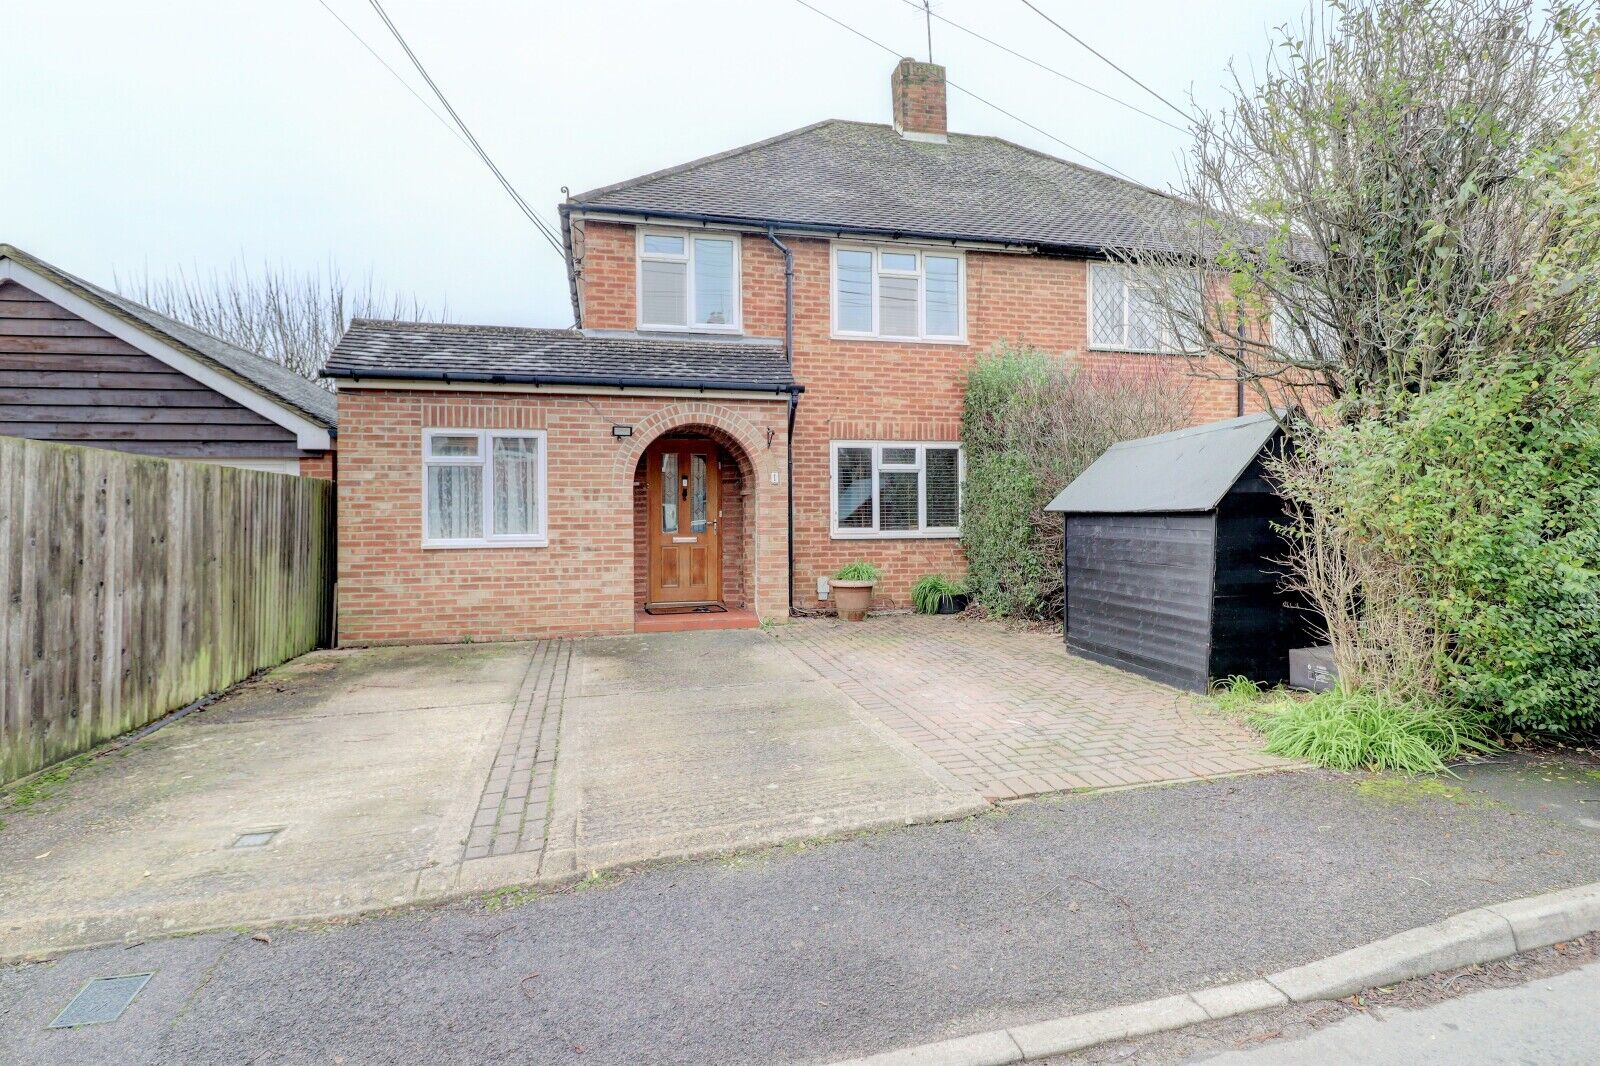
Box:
(49, 973), (152, 1028)
(231, 829), (281, 848)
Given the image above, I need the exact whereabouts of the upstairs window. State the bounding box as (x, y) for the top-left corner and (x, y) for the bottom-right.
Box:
(1089, 262), (1198, 353)
(831, 441), (963, 538)
(832, 245), (964, 341)
(637, 229), (739, 331)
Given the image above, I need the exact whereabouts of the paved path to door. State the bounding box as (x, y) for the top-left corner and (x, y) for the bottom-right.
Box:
(773, 615), (1288, 800)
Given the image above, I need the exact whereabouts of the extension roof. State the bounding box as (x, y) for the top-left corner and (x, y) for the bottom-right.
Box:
(1045, 411), (1284, 515)
(325, 320), (798, 394)
(567, 120), (1192, 253)
(0, 243), (336, 429)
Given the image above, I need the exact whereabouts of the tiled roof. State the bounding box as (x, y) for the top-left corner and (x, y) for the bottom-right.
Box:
(568, 120), (1192, 253)
(0, 243), (337, 429)
(325, 320), (797, 393)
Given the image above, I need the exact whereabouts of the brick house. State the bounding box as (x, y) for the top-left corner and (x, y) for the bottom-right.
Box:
(326, 59), (1260, 644)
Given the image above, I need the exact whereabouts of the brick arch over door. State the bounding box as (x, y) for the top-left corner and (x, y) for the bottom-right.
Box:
(611, 402), (770, 482)
(617, 401), (788, 621)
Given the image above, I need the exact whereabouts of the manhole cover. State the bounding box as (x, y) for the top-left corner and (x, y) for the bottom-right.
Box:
(231, 829), (281, 848)
(49, 973), (152, 1028)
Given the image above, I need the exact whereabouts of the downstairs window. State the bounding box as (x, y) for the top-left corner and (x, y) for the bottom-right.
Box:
(831, 441), (962, 538)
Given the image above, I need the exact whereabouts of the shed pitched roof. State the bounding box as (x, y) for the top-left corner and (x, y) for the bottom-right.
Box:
(0, 243), (336, 429)
(325, 320), (797, 394)
(1045, 411), (1284, 515)
(569, 120), (1191, 253)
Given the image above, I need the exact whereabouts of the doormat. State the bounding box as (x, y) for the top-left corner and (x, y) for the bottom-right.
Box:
(643, 603), (729, 616)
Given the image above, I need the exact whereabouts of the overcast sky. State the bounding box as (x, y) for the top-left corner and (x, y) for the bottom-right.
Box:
(7, 0), (1312, 328)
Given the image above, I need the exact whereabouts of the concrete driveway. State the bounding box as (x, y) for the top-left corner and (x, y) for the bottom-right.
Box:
(0, 618), (1286, 960)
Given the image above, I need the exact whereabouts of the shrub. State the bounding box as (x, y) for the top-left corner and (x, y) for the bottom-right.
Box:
(1254, 687), (1497, 774)
(961, 345), (1191, 620)
(833, 561), (881, 583)
(910, 574), (967, 614)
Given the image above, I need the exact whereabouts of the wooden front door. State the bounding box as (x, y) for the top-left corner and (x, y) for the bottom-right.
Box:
(646, 439), (722, 606)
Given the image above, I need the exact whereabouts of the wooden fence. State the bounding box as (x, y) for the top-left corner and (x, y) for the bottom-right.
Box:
(0, 436), (334, 784)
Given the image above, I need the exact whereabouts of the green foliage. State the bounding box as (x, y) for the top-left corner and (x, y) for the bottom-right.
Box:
(1254, 687), (1497, 774)
(1211, 675), (1265, 714)
(833, 561), (881, 583)
(911, 574), (967, 614)
(1312, 345), (1600, 734)
(960, 345), (1190, 620)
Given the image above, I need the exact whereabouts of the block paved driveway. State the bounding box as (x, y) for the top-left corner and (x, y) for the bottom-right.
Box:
(772, 615), (1288, 800)
(0, 616), (1285, 960)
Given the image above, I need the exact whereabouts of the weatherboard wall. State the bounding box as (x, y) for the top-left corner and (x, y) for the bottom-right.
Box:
(0, 280), (302, 460)
(1063, 512), (1216, 691)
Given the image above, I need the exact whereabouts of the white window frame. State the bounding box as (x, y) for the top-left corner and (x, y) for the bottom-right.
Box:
(421, 428), (549, 549)
(1088, 261), (1197, 354)
(830, 243), (967, 343)
(635, 227), (742, 333)
(829, 441), (964, 540)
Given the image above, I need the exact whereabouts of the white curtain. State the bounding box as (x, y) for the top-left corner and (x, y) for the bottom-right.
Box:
(427, 464), (483, 539)
(493, 437), (540, 535)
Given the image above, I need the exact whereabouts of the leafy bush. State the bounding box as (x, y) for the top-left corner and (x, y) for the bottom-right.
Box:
(1272, 132), (1600, 738)
(1254, 687), (1497, 774)
(833, 561), (881, 583)
(1303, 349), (1600, 735)
(961, 345), (1191, 620)
(911, 574), (967, 614)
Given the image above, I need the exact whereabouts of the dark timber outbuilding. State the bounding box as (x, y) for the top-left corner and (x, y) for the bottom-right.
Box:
(1045, 411), (1311, 692)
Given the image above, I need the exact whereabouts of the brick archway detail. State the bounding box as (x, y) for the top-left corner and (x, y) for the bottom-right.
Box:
(611, 401), (772, 482)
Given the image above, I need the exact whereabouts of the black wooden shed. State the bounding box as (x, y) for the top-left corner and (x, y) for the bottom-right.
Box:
(1044, 411), (1312, 692)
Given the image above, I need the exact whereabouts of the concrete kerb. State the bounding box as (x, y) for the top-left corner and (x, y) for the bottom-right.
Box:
(827, 880), (1600, 1066)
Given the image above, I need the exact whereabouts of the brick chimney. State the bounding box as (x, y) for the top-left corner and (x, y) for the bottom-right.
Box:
(891, 57), (947, 142)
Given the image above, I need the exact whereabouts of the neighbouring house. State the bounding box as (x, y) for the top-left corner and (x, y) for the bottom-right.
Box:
(0, 244), (335, 476)
(326, 58), (1265, 644)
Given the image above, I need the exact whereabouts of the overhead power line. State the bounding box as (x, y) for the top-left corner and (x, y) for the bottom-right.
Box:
(891, 0), (1187, 134)
(362, 0), (566, 257)
(788, 0), (1141, 182)
(314, 0), (471, 149)
(1015, 0), (1195, 124)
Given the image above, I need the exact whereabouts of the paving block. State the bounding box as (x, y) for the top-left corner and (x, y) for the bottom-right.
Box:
(835, 1030), (1022, 1066)
(1009, 995), (1206, 1059)
(1487, 882), (1600, 952)
(1268, 908), (1515, 1003)
(1189, 979), (1289, 1019)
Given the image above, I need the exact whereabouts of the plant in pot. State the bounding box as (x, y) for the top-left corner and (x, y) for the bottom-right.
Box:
(831, 561), (882, 622)
(911, 574), (969, 616)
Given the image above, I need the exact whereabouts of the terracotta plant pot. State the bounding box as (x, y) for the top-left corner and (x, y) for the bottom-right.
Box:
(831, 580), (877, 622)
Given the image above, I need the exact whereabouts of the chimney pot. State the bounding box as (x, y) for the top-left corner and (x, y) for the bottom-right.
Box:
(891, 57), (947, 142)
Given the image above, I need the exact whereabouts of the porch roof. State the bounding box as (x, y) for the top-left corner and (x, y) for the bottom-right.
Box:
(325, 320), (797, 394)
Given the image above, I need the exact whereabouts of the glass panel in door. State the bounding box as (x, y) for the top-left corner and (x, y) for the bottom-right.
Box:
(660, 452), (678, 533)
(690, 454), (708, 532)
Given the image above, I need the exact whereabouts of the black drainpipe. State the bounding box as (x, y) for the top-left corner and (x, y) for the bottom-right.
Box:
(765, 227), (797, 615)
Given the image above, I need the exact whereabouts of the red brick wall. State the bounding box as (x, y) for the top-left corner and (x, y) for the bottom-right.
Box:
(299, 450), (336, 480)
(891, 59), (947, 137)
(573, 220), (1265, 610)
(335, 388), (789, 644)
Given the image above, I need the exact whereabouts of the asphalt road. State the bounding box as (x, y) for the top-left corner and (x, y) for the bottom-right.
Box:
(4, 770), (1599, 1066)
(1201, 958), (1600, 1064)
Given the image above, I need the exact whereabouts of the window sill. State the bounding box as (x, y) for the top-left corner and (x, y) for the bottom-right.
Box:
(637, 322), (744, 335)
(830, 331), (968, 346)
(1086, 344), (1193, 356)
(422, 537), (549, 550)
(829, 529), (961, 541)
